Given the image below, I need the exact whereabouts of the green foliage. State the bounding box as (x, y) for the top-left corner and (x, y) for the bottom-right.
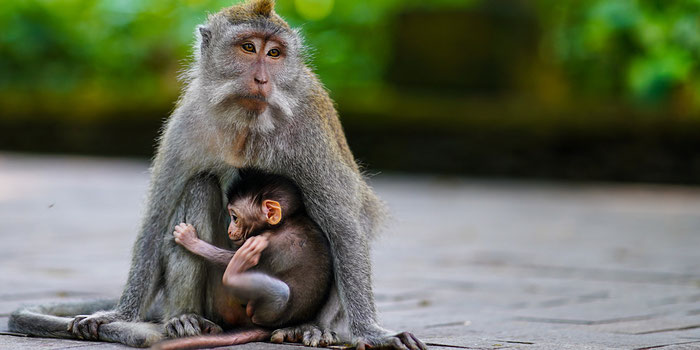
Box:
(545, 0), (700, 104)
(1, 0), (699, 121)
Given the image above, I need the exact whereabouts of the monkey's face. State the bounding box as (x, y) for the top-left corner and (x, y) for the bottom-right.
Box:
(196, 14), (305, 129)
(226, 34), (284, 114)
(227, 198), (282, 245)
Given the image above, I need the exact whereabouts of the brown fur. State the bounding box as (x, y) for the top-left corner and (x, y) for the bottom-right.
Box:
(222, 0), (290, 29)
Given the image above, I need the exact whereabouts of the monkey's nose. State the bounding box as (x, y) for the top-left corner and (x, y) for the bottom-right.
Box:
(254, 76), (268, 84)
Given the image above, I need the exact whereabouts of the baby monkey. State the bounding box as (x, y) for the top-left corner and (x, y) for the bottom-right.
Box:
(154, 170), (332, 350)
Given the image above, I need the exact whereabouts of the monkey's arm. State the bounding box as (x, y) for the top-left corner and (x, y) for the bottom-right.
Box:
(181, 239), (234, 269)
(174, 223), (234, 268)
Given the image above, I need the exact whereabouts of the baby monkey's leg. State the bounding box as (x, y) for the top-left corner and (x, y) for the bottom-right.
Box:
(223, 272), (290, 327)
(222, 235), (290, 326)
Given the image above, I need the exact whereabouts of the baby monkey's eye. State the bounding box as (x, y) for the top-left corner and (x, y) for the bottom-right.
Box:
(241, 43), (256, 53)
(231, 214), (238, 223)
(267, 48), (280, 57)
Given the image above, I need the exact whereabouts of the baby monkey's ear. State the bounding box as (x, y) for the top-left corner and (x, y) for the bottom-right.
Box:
(263, 200), (282, 225)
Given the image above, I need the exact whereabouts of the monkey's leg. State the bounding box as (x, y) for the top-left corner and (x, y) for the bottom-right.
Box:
(162, 174), (226, 338)
(223, 272), (290, 327)
(270, 285), (343, 347)
(9, 300), (163, 347)
(9, 300), (115, 340)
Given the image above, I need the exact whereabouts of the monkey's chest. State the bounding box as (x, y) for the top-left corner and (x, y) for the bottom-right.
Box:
(220, 131), (250, 167)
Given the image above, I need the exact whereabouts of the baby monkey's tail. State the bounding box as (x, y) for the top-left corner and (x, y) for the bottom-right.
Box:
(151, 328), (271, 350)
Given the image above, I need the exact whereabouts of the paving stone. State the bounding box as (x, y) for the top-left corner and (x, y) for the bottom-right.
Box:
(2, 153), (700, 349)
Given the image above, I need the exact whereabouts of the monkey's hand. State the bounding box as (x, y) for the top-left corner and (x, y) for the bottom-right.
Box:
(270, 324), (339, 347)
(227, 235), (268, 274)
(355, 327), (427, 350)
(173, 223), (200, 249)
(68, 310), (123, 340)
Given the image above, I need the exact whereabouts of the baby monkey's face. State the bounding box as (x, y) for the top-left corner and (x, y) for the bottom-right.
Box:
(227, 198), (282, 246)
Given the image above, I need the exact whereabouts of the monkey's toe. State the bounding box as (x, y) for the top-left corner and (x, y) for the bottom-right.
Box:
(302, 327), (322, 347)
(365, 332), (427, 350)
(165, 314), (221, 338)
(272, 324), (338, 346)
(321, 329), (339, 347)
(271, 325), (302, 343)
(200, 317), (223, 334)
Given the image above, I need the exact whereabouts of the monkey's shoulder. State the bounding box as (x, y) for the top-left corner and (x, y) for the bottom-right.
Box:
(272, 215), (326, 250)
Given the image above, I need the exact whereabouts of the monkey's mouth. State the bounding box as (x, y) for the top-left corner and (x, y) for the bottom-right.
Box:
(236, 94), (268, 113)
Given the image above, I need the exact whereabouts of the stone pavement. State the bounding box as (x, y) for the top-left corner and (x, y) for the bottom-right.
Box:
(1, 153), (700, 350)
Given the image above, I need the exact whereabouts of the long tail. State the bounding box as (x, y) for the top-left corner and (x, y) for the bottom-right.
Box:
(152, 328), (271, 350)
(8, 299), (163, 347)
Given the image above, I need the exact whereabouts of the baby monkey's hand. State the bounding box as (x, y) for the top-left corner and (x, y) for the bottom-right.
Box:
(228, 235), (269, 274)
(173, 223), (200, 248)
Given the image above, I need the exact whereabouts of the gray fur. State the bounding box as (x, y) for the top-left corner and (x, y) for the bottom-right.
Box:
(9, 3), (422, 348)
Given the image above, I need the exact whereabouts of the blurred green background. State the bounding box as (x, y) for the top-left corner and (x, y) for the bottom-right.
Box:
(2, 0), (700, 183)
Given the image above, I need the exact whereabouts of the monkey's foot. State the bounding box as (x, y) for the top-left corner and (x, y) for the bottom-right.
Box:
(164, 314), (222, 338)
(68, 310), (122, 340)
(356, 332), (427, 350)
(271, 324), (339, 347)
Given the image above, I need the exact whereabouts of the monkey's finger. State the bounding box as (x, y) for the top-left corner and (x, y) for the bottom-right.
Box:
(188, 314), (202, 335)
(165, 322), (176, 338)
(174, 319), (186, 337)
(270, 330), (285, 343)
(189, 315), (201, 334)
(248, 237), (263, 250)
(243, 242), (257, 255)
(285, 327), (301, 342)
(167, 317), (186, 337)
(388, 337), (409, 350)
(321, 329), (337, 346)
(303, 327), (323, 347)
(240, 238), (254, 249)
(357, 340), (369, 350)
(88, 319), (100, 339)
(204, 322), (223, 335)
(181, 315), (199, 336)
(302, 329), (311, 346)
(250, 240), (267, 254)
(68, 316), (84, 337)
(78, 320), (92, 340)
(67, 317), (78, 333)
(398, 332), (420, 350)
(411, 333), (427, 350)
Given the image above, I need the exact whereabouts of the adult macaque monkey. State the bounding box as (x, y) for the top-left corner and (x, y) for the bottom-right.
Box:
(153, 170), (332, 350)
(9, 1), (426, 349)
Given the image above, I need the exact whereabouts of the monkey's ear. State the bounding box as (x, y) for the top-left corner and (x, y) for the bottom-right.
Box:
(262, 200), (282, 225)
(198, 25), (212, 49)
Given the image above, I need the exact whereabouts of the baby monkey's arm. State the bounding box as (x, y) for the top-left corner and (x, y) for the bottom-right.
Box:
(173, 223), (234, 269)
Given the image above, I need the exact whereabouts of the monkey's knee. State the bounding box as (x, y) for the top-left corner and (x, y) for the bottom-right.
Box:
(224, 273), (290, 326)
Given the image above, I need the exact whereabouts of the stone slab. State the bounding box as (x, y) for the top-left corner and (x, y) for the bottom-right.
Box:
(3, 153), (700, 349)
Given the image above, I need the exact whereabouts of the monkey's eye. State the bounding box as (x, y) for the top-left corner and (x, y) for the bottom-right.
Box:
(267, 48), (280, 58)
(231, 214), (238, 224)
(241, 43), (256, 53)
